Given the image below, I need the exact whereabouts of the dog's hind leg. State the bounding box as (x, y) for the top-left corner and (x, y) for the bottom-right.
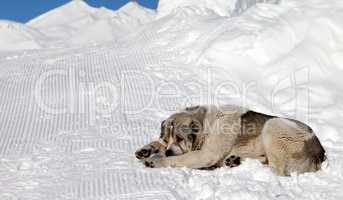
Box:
(224, 155), (241, 168)
(262, 118), (325, 176)
(221, 154), (267, 168)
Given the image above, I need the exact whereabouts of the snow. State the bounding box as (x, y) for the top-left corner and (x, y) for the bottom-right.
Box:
(0, 0), (343, 199)
(0, 20), (44, 50)
(0, 0), (156, 50)
(157, 0), (281, 17)
(27, 0), (99, 28)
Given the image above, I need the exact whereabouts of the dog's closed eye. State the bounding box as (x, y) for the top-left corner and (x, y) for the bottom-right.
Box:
(176, 134), (184, 142)
(187, 133), (196, 143)
(190, 121), (200, 133)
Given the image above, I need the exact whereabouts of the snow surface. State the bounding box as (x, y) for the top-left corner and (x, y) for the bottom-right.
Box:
(0, 0), (343, 199)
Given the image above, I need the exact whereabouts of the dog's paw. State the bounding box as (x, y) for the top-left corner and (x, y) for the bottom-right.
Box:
(135, 148), (152, 160)
(144, 159), (155, 168)
(143, 158), (165, 168)
(224, 155), (241, 168)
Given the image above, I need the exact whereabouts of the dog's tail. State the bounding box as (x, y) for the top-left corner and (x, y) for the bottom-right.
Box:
(307, 135), (326, 170)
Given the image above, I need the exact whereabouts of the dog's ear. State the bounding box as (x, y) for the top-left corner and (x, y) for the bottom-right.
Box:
(160, 120), (166, 138)
(192, 106), (207, 125)
(186, 105), (200, 111)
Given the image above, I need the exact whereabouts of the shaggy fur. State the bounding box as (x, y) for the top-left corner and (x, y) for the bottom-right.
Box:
(135, 105), (326, 176)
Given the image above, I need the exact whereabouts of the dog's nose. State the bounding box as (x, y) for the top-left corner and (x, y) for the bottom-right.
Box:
(165, 149), (174, 157)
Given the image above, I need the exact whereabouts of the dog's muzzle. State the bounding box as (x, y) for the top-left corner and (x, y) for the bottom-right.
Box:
(165, 144), (183, 157)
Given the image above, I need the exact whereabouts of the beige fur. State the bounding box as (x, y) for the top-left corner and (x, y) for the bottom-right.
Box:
(135, 105), (326, 176)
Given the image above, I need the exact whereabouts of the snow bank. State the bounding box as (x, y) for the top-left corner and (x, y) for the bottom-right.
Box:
(112, 2), (156, 26)
(27, 0), (100, 28)
(157, 0), (280, 17)
(0, 20), (44, 51)
(0, 1), (157, 51)
(0, 0), (343, 199)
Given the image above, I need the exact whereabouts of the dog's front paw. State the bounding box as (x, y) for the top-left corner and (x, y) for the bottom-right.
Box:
(144, 158), (166, 168)
(144, 159), (155, 168)
(224, 155), (241, 168)
(135, 148), (153, 160)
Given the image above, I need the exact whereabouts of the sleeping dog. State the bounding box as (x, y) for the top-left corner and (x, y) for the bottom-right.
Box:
(135, 105), (326, 176)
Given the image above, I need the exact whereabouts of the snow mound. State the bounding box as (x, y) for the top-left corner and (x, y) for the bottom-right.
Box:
(23, 1), (156, 48)
(26, 0), (118, 47)
(0, 20), (45, 51)
(27, 0), (100, 29)
(111, 2), (156, 26)
(157, 0), (280, 17)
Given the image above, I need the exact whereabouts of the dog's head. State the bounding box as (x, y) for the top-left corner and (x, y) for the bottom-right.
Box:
(159, 106), (207, 157)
